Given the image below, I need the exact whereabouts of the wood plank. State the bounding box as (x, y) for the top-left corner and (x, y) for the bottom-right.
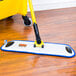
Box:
(0, 7), (76, 76)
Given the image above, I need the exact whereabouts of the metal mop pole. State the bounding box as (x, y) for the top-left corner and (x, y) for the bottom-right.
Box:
(28, 0), (44, 48)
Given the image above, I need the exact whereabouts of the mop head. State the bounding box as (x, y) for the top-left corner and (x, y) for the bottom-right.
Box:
(1, 40), (75, 58)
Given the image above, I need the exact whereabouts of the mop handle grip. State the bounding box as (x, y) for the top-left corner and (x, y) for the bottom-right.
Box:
(33, 23), (41, 44)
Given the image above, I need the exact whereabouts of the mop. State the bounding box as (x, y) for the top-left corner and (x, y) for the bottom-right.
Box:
(1, 0), (75, 58)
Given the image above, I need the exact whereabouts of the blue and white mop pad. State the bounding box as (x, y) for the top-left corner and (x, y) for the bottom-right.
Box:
(1, 40), (75, 58)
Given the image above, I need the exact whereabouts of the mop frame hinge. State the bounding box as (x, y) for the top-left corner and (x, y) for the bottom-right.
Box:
(34, 40), (44, 48)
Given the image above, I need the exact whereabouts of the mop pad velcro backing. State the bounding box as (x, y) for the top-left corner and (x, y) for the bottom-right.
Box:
(1, 40), (75, 58)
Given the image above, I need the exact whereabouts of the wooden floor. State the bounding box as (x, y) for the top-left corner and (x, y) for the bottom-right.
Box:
(0, 7), (76, 76)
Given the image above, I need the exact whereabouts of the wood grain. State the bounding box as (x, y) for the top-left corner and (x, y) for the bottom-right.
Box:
(0, 7), (76, 76)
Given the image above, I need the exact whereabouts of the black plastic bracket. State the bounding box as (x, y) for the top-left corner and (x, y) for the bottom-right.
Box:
(33, 23), (41, 44)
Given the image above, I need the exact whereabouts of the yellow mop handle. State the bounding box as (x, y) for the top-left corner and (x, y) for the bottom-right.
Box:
(28, 0), (37, 24)
(28, 0), (44, 48)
